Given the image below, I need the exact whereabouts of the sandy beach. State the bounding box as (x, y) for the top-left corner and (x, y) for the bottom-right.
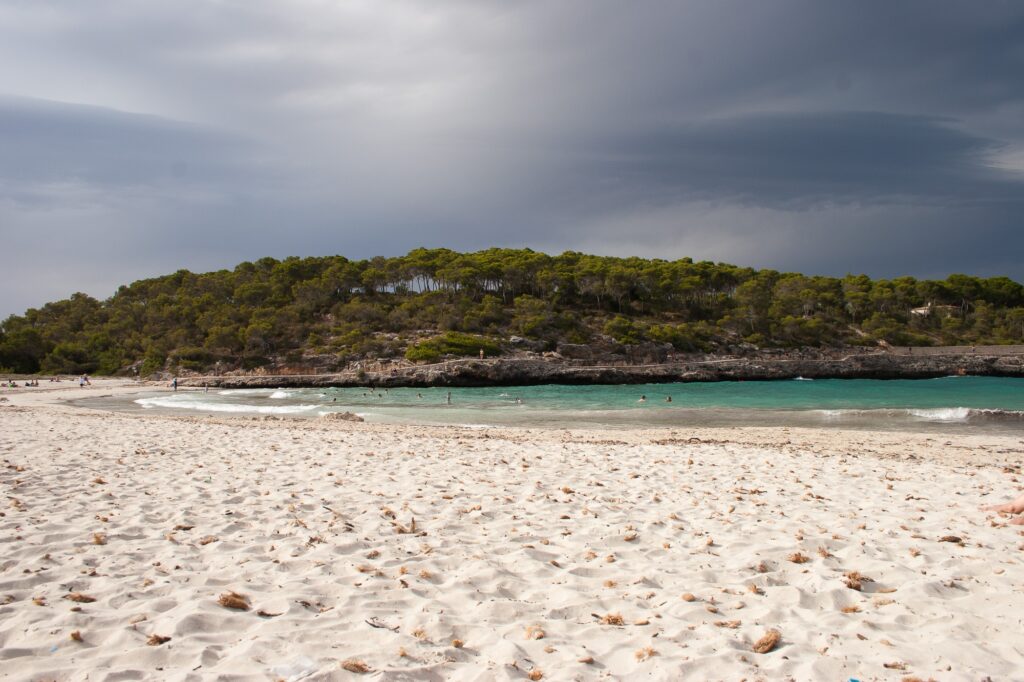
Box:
(2, 382), (1023, 681)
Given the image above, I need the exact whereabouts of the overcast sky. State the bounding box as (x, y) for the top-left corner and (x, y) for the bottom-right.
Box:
(3, 1), (1023, 317)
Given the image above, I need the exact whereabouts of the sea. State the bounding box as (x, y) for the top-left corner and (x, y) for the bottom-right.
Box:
(81, 376), (1024, 434)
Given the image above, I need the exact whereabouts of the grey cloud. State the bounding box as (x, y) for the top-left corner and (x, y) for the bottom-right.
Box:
(2, 1), (1024, 317)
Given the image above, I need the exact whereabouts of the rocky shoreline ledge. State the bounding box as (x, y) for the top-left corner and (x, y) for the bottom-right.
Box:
(181, 346), (1024, 389)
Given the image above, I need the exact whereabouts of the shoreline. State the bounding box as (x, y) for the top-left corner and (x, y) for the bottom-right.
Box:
(2, 383), (1024, 680)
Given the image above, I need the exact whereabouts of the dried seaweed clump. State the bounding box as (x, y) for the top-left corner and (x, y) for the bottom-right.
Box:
(787, 552), (809, 564)
(600, 612), (625, 626)
(341, 659), (371, 673)
(147, 634), (171, 646)
(65, 593), (97, 603)
(752, 629), (781, 654)
(218, 591), (250, 610)
(844, 571), (873, 591)
(634, 646), (657, 661)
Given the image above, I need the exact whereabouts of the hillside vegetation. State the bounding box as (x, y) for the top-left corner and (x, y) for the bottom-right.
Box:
(2, 248), (1023, 375)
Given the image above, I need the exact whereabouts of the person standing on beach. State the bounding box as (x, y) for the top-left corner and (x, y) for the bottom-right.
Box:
(446, 391), (452, 404)
(172, 377), (178, 391)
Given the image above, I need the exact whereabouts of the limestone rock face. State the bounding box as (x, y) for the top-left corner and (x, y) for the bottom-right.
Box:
(181, 348), (1023, 390)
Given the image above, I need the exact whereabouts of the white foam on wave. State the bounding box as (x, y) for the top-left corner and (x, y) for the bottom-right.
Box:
(814, 409), (843, 420)
(269, 390), (292, 399)
(907, 407), (971, 422)
(134, 396), (319, 414)
(217, 389), (274, 396)
(793, 376), (814, 381)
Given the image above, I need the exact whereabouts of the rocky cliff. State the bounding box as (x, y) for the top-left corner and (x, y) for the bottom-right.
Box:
(180, 348), (1024, 389)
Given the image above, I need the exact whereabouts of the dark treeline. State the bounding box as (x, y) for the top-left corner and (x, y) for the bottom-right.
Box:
(2, 248), (1023, 375)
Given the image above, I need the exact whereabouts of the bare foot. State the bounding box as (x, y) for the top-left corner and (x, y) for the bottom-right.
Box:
(982, 494), (1024, 515)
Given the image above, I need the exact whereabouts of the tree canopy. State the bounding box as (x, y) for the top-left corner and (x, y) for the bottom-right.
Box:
(2, 248), (1022, 375)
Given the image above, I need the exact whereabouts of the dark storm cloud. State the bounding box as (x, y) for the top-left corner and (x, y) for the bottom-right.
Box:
(0, 95), (270, 202)
(571, 111), (1023, 207)
(2, 1), (1024, 317)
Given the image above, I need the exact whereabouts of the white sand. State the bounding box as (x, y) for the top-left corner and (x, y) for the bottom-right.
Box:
(1, 382), (1023, 681)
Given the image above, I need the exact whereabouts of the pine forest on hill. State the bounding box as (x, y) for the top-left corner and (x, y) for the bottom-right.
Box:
(2, 248), (1023, 376)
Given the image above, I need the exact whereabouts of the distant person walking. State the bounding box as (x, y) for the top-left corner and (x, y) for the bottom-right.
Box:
(172, 377), (178, 391)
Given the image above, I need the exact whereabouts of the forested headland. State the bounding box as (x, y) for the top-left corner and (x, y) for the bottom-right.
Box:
(2, 248), (1023, 376)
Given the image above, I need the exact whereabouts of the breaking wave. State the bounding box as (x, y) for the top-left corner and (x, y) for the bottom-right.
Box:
(135, 396), (319, 414)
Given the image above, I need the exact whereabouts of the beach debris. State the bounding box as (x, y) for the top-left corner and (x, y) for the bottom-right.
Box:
(525, 625), (546, 640)
(365, 617), (398, 631)
(218, 591), (250, 610)
(173, 524), (194, 531)
(841, 605), (861, 613)
(752, 629), (782, 654)
(578, 656), (594, 664)
(70, 630), (83, 642)
(198, 535), (218, 545)
(635, 646), (657, 660)
(393, 518), (417, 534)
(92, 532), (107, 545)
(748, 584), (764, 595)
(938, 535), (963, 544)
(714, 620), (742, 628)
(527, 669), (544, 681)
(883, 661), (907, 670)
(451, 639), (464, 648)
(681, 592), (697, 602)
(257, 609), (282, 618)
(844, 571), (873, 591)
(147, 634), (171, 646)
(321, 411), (364, 422)
(32, 596), (47, 606)
(624, 531), (638, 542)
(788, 552), (809, 564)
(340, 659), (371, 673)
(92, 477), (107, 485)
(65, 592), (97, 603)
(817, 546), (832, 558)
(598, 612), (625, 626)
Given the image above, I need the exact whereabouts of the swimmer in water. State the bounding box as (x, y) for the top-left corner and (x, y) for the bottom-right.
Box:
(638, 395), (647, 402)
(665, 396), (672, 402)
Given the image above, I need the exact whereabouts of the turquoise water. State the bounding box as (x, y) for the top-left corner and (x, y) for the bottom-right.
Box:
(90, 376), (1024, 433)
